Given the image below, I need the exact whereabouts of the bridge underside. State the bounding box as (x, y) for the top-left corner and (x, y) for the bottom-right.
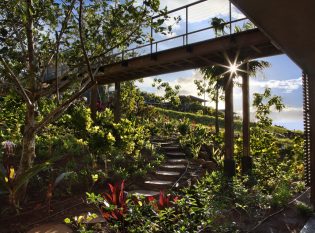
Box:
(96, 28), (282, 84)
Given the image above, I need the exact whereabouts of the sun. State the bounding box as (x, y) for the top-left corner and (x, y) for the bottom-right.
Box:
(229, 63), (238, 74)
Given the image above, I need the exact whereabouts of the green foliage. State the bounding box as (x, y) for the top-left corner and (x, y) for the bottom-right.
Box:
(296, 201), (313, 217)
(156, 107), (237, 130)
(179, 123), (211, 159)
(121, 81), (146, 119)
(152, 78), (181, 108)
(270, 182), (292, 208)
(0, 0), (173, 204)
(211, 17), (227, 37)
(253, 88), (285, 127)
(0, 95), (25, 142)
(0, 160), (52, 211)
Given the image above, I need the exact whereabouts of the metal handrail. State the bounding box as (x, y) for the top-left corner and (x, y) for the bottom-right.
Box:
(107, 0), (251, 63)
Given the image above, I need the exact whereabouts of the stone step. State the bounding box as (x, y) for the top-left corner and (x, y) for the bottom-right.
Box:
(160, 164), (187, 172)
(151, 138), (171, 142)
(167, 159), (189, 164)
(155, 170), (181, 181)
(161, 145), (181, 152)
(166, 152), (186, 158)
(128, 190), (160, 197)
(143, 180), (173, 191)
(152, 142), (175, 147)
(27, 223), (73, 233)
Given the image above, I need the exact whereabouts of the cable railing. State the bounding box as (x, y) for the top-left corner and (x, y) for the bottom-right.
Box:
(109, 0), (253, 64)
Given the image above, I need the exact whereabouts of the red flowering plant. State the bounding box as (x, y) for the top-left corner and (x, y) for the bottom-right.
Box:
(99, 180), (127, 221)
(147, 191), (179, 211)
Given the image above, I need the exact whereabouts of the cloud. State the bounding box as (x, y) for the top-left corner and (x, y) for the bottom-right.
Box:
(251, 77), (302, 93)
(270, 107), (303, 122)
(159, 0), (245, 22)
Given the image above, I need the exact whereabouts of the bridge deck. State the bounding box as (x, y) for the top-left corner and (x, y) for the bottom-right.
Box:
(96, 28), (282, 84)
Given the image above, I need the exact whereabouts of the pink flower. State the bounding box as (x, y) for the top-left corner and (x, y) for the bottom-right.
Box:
(2, 141), (15, 155)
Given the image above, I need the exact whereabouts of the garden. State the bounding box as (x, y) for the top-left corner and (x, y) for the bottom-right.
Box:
(0, 0), (310, 232)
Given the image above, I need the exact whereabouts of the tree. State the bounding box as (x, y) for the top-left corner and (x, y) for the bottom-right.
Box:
(120, 81), (145, 119)
(195, 66), (225, 135)
(152, 78), (181, 108)
(210, 17), (227, 37)
(0, 0), (170, 204)
(252, 88), (284, 127)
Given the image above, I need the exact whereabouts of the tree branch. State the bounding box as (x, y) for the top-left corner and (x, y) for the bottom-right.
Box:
(35, 80), (94, 132)
(34, 66), (101, 132)
(25, 0), (37, 95)
(0, 56), (32, 106)
(39, 0), (77, 82)
(78, 0), (94, 81)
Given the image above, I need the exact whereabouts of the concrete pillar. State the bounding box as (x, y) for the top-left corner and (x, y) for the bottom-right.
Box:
(114, 82), (121, 123)
(224, 74), (235, 177)
(241, 63), (252, 174)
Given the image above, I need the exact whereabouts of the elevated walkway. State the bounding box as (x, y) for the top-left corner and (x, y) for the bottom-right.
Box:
(96, 28), (281, 84)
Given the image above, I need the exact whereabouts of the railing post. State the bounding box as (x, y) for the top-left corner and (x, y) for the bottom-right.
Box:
(150, 21), (153, 55)
(229, 1), (232, 34)
(186, 6), (188, 45)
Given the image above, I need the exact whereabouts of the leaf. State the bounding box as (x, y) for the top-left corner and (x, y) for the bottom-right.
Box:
(54, 171), (74, 188)
(9, 167), (15, 180)
(13, 162), (52, 194)
(108, 183), (114, 194)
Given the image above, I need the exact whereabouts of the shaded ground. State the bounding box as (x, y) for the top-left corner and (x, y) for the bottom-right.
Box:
(249, 189), (311, 233)
(0, 195), (96, 233)
(0, 188), (312, 232)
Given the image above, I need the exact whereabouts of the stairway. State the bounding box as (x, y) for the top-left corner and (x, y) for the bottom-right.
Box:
(127, 137), (207, 197)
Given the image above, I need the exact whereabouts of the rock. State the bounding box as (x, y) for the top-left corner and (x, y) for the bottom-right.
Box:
(27, 223), (73, 233)
(195, 158), (206, 164)
(202, 161), (218, 170)
(198, 151), (208, 160)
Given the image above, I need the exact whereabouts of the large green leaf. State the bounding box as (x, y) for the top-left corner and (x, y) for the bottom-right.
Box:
(13, 162), (52, 194)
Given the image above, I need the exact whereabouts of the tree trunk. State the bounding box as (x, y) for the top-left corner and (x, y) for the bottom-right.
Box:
(224, 74), (235, 177)
(114, 82), (121, 123)
(241, 63), (252, 174)
(215, 88), (219, 135)
(15, 104), (36, 202)
(242, 70), (250, 158)
(90, 86), (98, 121)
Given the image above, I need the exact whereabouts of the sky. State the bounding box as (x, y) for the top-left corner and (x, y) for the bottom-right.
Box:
(135, 0), (303, 131)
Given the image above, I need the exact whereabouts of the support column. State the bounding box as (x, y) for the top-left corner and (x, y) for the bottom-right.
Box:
(241, 63), (252, 174)
(308, 73), (315, 206)
(224, 74), (235, 177)
(114, 82), (121, 123)
(90, 86), (98, 121)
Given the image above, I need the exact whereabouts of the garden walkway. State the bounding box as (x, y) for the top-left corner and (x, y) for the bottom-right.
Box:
(128, 137), (215, 197)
